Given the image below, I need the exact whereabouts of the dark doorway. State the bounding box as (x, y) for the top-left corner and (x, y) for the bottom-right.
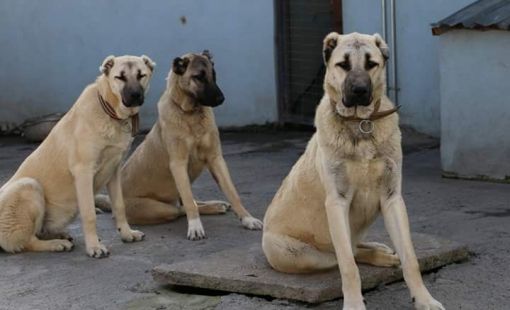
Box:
(275, 0), (342, 125)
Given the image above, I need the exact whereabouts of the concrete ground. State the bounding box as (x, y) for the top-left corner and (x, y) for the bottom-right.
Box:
(0, 129), (508, 310)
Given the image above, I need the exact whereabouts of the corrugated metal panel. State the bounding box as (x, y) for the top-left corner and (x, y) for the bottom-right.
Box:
(432, 0), (510, 35)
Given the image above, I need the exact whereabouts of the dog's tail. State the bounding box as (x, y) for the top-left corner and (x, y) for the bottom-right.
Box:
(95, 194), (112, 213)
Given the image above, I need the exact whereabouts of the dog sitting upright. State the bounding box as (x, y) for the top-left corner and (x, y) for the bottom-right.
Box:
(0, 55), (155, 258)
(263, 33), (444, 310)
(96, 50), (263, 240)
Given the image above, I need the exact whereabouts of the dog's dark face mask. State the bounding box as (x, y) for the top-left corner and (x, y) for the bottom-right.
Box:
(172, 51), (225, 107)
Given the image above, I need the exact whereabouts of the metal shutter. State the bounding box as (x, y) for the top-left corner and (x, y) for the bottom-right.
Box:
(276, 0), (342, 125)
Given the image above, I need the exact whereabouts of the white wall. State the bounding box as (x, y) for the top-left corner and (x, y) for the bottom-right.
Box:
(439, 30), (510, 181)
(0, 0), (277, 129)
(342, 0), (473, 137)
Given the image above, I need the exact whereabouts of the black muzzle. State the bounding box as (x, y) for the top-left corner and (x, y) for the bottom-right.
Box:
(342, 70), (372, 107)
(199, 83), (225, 107)
(122, 84), (145, 107)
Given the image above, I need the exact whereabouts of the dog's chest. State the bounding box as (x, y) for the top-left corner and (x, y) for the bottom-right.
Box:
(344, 158), (386, 188)
(100, 118), (134, 140)
(185, 135), (212, 178)
(347, 158), (386, 217)
(93, 140), (131, 189)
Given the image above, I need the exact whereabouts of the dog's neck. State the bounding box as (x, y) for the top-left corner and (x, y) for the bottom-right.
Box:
(95, 76), (139, 136)
(96, 76), (122, 113)
(167, 76), (203, 114)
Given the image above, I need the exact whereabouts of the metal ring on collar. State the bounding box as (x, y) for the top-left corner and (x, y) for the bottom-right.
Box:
(359, 119), (374, 134)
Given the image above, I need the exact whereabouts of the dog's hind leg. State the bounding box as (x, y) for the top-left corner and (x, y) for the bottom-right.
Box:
(94, 194), (112, 213)
(25, 236), (74, 252)
(125, 198), (183, 225)
(358, 241), (395, 253)
(355, 242), (400, 267)
(196, 200), (230, 215)
(0, 178), (73, 253)
(38, 230), (73, 241)
(262, 232), (337, 273)
(124, 198), (228, 225)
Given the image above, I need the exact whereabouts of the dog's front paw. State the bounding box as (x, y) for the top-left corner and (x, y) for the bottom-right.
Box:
(86, 242), (110, 258)
(120, 228), (145, 243)
(187, 218), (206, 240)
(414, 296), (445, 310)
(241, 216), (263, 230)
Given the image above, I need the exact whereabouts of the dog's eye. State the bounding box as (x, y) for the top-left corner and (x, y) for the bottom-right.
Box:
(193, 72), (206, 82)
(366, 60), (379, 70)
(115, 75), (127, 82)
(336, 61), (351, 71)
(137, 73), (146, 80)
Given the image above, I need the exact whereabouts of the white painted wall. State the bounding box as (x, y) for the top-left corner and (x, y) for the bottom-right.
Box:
(342, 0), (473, 137)
(0, 0), (277, 129)
(439, 30), (510, 181)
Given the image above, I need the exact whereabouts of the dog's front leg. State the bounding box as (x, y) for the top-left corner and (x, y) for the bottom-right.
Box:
(169, 158), (204, 240)
(207, 155), (262, 230)
(72, 165), (109, 258)
(321, 160), (365, 310)
(381, 164), (444, 310)
(107, 167), (144, 243)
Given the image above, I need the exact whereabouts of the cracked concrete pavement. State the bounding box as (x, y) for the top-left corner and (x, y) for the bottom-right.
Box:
(0, 129), (508, 310)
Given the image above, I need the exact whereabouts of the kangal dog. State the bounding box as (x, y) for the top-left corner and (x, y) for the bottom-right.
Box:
(96, 51), (262, 240)
(0, 55), (155, 258)
(262, 33), (444, 310)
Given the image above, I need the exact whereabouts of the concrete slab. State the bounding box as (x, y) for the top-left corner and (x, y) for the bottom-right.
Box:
(152, 233), (469, 303)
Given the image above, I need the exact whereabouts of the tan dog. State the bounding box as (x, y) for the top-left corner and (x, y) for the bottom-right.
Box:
(96, 51), (262, 240)
(262, 33), (444, 310)
(0, 55), (155, 258)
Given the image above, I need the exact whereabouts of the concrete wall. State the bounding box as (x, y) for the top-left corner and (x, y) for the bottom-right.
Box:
(439, 30), (510, 181)
(0, 0), (277, 129)
(342, 0), (472, 137)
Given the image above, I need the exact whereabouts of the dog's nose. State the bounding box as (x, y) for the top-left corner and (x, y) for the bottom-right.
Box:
(131, 92), (143, 100)
(123, 92), (144, 107)
(216, 93), (225, 104)
(352, 85), (368, 96)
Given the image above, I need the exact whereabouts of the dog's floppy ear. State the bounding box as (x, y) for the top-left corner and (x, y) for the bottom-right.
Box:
(374, 33), (389, 62)
(202, 50), (213, 60)
(172, 57), (190, 75)
(323, 32), (340, 64)
(202, 50), (214, 66)
(141, 55), (156, 72)
(99, 55), (115, 75)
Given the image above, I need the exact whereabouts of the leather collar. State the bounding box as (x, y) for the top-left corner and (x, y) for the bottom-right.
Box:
(332, 98), (401, 122)
(171, 98), (201, 114)
(98, 92), (139, 137)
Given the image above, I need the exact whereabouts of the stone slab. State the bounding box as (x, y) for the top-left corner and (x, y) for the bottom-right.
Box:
(152, 233), (469, 303)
